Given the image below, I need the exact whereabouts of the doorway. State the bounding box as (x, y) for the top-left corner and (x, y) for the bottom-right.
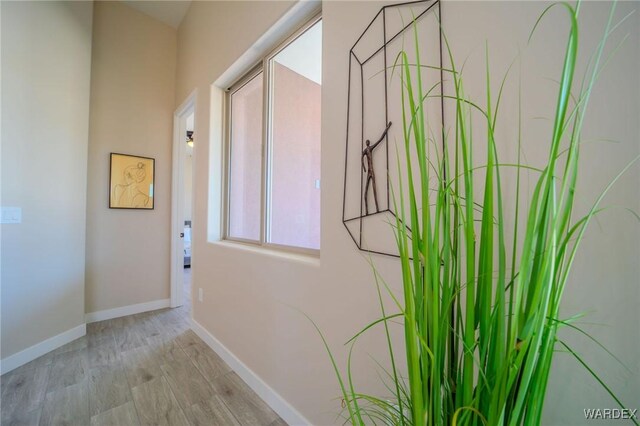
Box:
(171, 91), (196, 309)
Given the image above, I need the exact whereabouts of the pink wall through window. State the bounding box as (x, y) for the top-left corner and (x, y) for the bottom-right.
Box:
(228, 74), (263, 241)
(268, 62), (321, 250)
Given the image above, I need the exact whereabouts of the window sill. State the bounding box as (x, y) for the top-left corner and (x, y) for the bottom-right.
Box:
(209, 239), (321, 266)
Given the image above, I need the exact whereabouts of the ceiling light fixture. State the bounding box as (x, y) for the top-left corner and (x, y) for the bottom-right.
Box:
(186, 130), (194, 148)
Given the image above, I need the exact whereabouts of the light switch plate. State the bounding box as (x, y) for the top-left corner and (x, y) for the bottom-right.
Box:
(1, 207), (22, 224)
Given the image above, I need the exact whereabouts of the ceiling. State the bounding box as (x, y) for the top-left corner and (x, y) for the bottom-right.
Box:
(121, 1), (192, 29)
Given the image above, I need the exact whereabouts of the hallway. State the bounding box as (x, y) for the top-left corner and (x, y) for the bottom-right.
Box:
(0, 269), (285, 426)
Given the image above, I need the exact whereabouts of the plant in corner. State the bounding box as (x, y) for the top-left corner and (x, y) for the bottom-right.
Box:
(312, 2), (639, 425)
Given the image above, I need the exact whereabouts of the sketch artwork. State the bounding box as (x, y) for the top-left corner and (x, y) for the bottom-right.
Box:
(362, 121), (392, 215)
(113, 162), (150, 208)
(109, 153), (155, 209)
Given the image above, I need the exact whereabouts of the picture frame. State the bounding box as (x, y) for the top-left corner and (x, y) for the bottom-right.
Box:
(109, 153), (155, 209)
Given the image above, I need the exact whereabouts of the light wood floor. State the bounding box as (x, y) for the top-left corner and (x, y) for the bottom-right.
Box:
(0, 268), (286, 426)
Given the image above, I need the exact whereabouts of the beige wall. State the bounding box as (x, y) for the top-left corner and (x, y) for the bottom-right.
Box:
(85, 1), (177, 313)
(177, 1), (638, 424)
(1, 1), (93, 359)
(177, 2), (406, 423)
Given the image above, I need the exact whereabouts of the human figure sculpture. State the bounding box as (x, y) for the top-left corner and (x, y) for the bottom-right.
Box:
(362, 121), (392, 215)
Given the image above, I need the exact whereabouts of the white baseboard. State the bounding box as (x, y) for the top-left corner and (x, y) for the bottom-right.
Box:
(0, 324), (86, 375)
(85, 298), (171, 323)
(190, 318), (311, 426)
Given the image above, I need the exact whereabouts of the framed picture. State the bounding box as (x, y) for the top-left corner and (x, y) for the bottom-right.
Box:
(109, 153), (155, 209)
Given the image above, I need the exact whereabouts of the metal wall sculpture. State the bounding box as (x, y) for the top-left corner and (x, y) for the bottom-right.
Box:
(342, 0), (444, 257)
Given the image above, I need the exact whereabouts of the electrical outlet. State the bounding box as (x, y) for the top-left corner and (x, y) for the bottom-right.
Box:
(198, 288), (203, 302)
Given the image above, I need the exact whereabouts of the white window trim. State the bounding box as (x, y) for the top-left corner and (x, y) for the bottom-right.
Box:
(223, 13), (322, 256)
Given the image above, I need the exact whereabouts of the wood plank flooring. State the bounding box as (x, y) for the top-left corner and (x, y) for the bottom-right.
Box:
(0, 269), (286, 426)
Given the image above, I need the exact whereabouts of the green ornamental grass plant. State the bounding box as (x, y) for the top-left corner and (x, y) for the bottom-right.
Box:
(312, 2), (639, 425)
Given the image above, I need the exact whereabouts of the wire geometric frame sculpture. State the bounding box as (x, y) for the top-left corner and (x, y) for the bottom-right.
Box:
(342, 0), (445, 258)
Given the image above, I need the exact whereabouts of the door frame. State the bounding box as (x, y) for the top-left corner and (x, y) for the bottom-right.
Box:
(171, 90), (197, 308)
